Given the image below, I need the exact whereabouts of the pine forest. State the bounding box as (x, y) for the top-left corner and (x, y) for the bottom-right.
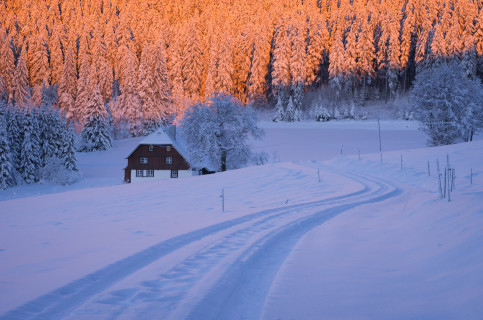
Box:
(1, 0), (482, 136)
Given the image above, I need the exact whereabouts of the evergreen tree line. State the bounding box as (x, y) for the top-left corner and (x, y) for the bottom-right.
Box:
(0, 86), (80, 190)
(0, 0), (482, 127)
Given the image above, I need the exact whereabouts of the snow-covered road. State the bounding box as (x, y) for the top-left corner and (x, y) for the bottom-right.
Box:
(0, 165), (402, 320)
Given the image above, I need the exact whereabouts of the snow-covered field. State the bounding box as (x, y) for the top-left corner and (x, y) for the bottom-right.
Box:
(1, 120), (482, 319)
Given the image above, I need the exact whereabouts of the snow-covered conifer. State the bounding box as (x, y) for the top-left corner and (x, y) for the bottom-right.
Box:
(62, 125), (78, 171)
(216, 37), (234, 95)
(344, 22), (358, 89)
(272, 21), (291, 100)
(285, 96), (296, 122)
(0, 35), (15, 102)
(58, 47), (77, 121)
(357, 13), (376, 102)
(0, 76), (5, 99)
(6, 105), (23, 172)
(115, 45), (143, 136)
(151, 39), (172, 123)
(14, 47), (30, 109)
(49, 33), (64, 85)
(0, 114), (13, 189)
(204, 37), (218, 100)
(475, 10), (483, 57)
(28, 36), (51, 87)
(81, 85), (112, 151)
(137, 43), (156, 130)
(329, 29), (345, 102)
(306, 20), (328, 86)
(182, 21), (203, 101)
(247, 29), (270, 106)
(20, 111), (41, 183)
(75, 53), (92, 125)
(290, 24), (306, 111)
(97, 55), (113, 102)
(273, 95), (285, 122)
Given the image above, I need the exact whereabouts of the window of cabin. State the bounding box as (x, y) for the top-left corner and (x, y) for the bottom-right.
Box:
(140, 157), (148, 164)
(166, 157), (173, 165)
(136, 170), (144, 177)
(146, 169), (154, 177)
(171, 170), (178, 178)
(166, 146), (171, 152)
(148, 145), (154, 152)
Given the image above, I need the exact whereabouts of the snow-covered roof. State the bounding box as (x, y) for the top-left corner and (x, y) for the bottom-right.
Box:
(140, 128), (173, 145)
(127, 127), (193, 167)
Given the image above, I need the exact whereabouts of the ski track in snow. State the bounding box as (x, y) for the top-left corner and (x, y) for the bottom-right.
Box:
(0, 164), (402, 320)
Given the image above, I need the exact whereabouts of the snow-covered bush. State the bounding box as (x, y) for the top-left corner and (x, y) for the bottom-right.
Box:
(397, 108), (414, 121)
(410, 61), (483, 146)
(332, 106), (342, 120)
(251, 151), (270, 166)
(39, 157), (82, 185)
(312, 104), (332, 121)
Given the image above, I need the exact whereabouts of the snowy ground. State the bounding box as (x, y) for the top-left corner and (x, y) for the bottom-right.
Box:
(1, 120), (482, 319)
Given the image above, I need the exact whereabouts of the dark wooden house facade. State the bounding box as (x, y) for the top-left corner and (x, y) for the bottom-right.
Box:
(124, 129), (194, 183)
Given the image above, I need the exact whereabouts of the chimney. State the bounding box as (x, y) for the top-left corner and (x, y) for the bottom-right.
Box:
(169, 124), (176, 140)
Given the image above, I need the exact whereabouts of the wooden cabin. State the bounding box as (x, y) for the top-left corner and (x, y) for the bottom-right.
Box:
(124, 128), (197, 183)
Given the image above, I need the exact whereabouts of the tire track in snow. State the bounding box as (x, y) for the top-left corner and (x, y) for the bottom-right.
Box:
(69, 168), (392, 320)
(185, 167), (402, 320)
(0, 167), (381, 320)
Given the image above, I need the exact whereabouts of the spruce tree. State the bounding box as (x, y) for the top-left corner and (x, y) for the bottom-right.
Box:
(28, 36), (51, 87)
(285, 96), (296, 122)
(62, 125), (78, 171)
(290, 24), (306, 111)
(182, 21), (203, 101)
(75, 53), (92, 125)
(329, 29), (345, 102)
(273, 94), (285, 122)
(272, 21), (291, 101)
(357, 13), (376, 102)
(247, 28), (270, 106)
(0, 35), (15, 102)
(0, 118), (13, 189)
(168, 35), (185, 115)
(476, 10), (483, 57)
(115, 45), (143, 136)
(152, 39), (172, 123)
(81, 85), (113, 151)
(137, 42), (156, 132)
(14, 47), (30, 109)
(216, 37), (234, 95)
(306, 19), (328, 86)
(20, 112), (41, 183)
(58, 47), (77, 121)
(6, 105), (23, 173)
(49, 33), (64, 86)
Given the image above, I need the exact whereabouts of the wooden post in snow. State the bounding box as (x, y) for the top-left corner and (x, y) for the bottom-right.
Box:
(221, 188), (225, 212)
(378, 116), (382, 164)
